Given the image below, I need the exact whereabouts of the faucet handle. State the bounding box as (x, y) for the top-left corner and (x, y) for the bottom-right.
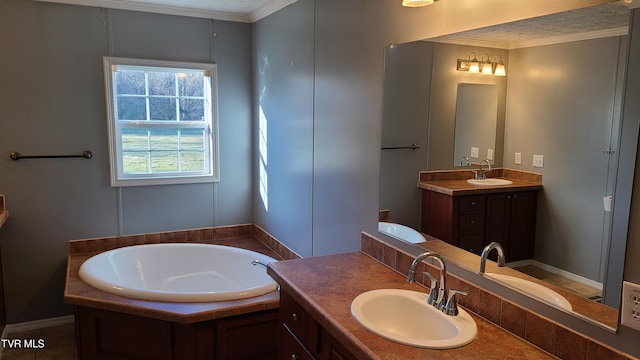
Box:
(423, 272), (439, 306)
(443, 289), (468, 316)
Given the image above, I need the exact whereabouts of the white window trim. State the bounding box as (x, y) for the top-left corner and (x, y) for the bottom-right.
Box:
(103, 56), (220, 187)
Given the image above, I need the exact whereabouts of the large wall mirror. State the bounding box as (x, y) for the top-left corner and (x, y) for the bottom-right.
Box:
(379, 2), (632, 331)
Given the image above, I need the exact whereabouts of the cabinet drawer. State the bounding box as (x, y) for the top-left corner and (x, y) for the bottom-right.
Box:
(280, 324), (316, 360)
(459, 195), (485, 213)
(280, 291), (319, 354)
(458, 213), (484, 232)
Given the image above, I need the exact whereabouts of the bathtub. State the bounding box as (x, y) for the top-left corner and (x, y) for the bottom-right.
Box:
(78, 243), (279, 302)
(378, 222), (426, 244)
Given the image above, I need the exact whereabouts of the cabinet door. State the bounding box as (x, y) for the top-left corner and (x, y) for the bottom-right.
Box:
(508, 191), (537, 261)
(485, 193), (510, 259)
(216, 309), (278, 360)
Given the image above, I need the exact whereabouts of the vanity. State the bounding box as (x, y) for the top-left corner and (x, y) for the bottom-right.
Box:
(418, 169), (542, 261)
(267, 252), (555, 360)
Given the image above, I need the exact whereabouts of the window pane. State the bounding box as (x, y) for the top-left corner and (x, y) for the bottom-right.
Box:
(178, 73), (204, 97)
(149, 97), (177, 120)
(123, 152), (149, 173)
(181, 151), (204, 171)
(150, 129), (179, 150)
(122, 129), (149, 150)
(116, 70), (145, 95)
(179, 99), (205, 121)
(117, 96), (146, 120)
(151, 151), (179, 172)
(180, 129), (205, 150)
(148, 71), (175, 96)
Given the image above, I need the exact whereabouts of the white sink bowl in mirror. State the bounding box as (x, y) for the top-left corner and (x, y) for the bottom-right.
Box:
(350, 289), (477, 349)
(467, 178), (513, 186)
(485, 273), (572, 311)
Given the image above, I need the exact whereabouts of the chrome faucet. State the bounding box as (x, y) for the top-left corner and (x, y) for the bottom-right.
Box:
(480, 242), (506, 273)
(407, 252), (447, 310)
(459, 156), (471, 167)
(474, 159), (492, 180)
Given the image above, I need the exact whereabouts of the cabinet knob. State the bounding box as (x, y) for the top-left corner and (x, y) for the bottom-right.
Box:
(292, 313), (298, 321)
(471, 201), (476, 206)
(291, 355), (299, 360)
(470, 220), (475, 224)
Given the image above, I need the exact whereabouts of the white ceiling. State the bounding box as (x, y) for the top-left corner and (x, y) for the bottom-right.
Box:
(36, 0), (298, 22)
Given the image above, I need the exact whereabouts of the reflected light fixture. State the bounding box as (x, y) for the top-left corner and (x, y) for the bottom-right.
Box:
(402, 0), (435, 7)
(457, 52), (506, 77)
(481, 54), (493, 75)
(493, 56), (506, 76)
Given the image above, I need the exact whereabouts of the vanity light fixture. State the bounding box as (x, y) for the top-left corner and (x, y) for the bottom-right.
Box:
(457, 52), (506, 76)
(402, 0), (435, 7)
(481, 54), (493, 75)
(493, 56), (506, 76)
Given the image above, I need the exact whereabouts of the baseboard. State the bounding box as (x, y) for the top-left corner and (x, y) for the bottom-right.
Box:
(507, 259), (603, 290)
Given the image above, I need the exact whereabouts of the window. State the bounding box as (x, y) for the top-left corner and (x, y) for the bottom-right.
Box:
(103, 57), (219, 187)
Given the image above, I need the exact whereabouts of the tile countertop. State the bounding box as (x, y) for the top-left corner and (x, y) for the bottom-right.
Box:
(418, 178), (543, 196)
(267, 252), (556, 360)
(418, 168), (543, 196)
(64, 237), (280, 324)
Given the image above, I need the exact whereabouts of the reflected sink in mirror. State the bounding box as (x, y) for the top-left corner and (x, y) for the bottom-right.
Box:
(485, 273), (572, 311)
(350, 289), (477, 349)
(466, 178), (513, 186)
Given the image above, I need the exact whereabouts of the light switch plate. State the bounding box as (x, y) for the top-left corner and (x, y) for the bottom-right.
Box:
(621, 281), (640, 332)
(515, 152), (522, 165)
(470, 147), (479, 158)
(533, 154), (544, 168)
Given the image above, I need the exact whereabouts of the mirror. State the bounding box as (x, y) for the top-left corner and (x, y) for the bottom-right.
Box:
(454, 84), (498, 167)
(379, 2), (631, 331)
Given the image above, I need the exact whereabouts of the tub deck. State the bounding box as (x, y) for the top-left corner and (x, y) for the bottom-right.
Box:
(65, 236), (282, 324)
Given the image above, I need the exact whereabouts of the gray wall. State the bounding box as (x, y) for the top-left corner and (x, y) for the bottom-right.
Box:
(0, 0), (252, 323)
(379, 42), (433, 230)
(505, 37), (626, 283)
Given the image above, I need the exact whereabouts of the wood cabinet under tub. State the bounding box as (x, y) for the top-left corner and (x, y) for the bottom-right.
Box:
(421, 189), (538, 261)
(74, 306), (278, 360)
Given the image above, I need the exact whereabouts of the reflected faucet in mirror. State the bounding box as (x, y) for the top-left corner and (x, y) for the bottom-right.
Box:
(480, 242), (505, 274)
(459, 156), (471, 167)
(474, 159), (492, 180)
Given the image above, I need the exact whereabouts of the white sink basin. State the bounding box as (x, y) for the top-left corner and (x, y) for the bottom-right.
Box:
(467, 178), (513, 186)
(486, 273), (572, 311)
(350, 289), (477, 349)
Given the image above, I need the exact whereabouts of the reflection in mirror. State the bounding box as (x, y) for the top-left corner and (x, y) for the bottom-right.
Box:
(454, 84), (498, 167)
(378, 3), (631, 331)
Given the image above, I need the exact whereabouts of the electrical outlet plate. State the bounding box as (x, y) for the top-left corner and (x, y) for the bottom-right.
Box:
(487, 149), (494, 161)
(533, 154), (544, 168)
(621, 281), (640, 331)
(515, 152), (522, 165)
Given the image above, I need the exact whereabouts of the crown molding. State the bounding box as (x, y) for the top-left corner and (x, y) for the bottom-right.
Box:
(509, 26), (629, 49)
(250, 0), (299, 22)
(35, 0), (253, 22)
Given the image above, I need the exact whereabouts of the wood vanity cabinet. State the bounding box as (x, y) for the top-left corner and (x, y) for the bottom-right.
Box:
(74, 306), (278, 360)
(421, 189), (538, 261)
(279, 290), (357, 360)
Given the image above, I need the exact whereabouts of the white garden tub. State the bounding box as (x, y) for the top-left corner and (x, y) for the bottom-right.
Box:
(378, 222), (426, 244)
(78, 243), (278, 302)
